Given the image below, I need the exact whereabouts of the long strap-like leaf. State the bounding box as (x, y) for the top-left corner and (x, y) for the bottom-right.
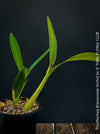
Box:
(26, 48), (50, 77)
(52, 52), (100, 72)
(47, 16), (57, 66)
(9, 33), (23, 71)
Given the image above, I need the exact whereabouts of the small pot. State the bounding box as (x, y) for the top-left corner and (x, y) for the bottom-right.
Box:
(0, 97), (41, 134)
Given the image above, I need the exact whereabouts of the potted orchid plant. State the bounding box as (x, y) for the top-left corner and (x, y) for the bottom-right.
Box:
(0, 16), (100, 134)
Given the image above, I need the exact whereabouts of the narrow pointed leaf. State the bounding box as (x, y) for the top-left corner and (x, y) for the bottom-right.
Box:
(65, 52), (100, 62)
(9, 33), (23, 71)
(47, 16), (57, 66)
(53, 52), (100, 71)
(12, 67), (25, 101)
(26, 48), (49, 77)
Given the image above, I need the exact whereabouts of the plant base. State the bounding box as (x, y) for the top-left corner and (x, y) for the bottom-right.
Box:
(0, 98), (41, 134)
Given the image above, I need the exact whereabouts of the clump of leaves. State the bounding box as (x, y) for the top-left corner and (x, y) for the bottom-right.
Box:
(9, 16), (100, 111)
(9, 33), (49, 108)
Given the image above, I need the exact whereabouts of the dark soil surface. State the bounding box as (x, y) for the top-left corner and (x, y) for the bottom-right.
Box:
(0, 97), (39, 114)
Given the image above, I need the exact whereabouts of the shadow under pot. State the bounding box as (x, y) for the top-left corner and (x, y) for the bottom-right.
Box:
(0, 98), (41, 134)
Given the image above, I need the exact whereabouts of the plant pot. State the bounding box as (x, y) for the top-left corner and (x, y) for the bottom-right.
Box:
(0, 97), (41, 134)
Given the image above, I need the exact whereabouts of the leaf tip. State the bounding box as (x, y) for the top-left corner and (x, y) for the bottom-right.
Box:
(9, 33), (13, 37)
(47, 16), (51, 25)
(9, 33), (14, 41)
(47, 16), (50, 21)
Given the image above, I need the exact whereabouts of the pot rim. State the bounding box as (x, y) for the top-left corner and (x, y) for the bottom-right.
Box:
(0, 97), (41, 117)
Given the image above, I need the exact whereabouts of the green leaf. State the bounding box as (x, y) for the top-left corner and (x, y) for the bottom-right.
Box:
(53, 52), (100, 71)
(12, 67), (25, 102)
(47, 16), (57, 66)
(26, 48), (49, 77)
(65, 52), (100, 62)
(9, 33), (23, 71)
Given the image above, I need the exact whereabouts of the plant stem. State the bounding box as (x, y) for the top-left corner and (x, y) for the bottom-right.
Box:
(24, 66), (52, 111)
(12, 89), (16, 109)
